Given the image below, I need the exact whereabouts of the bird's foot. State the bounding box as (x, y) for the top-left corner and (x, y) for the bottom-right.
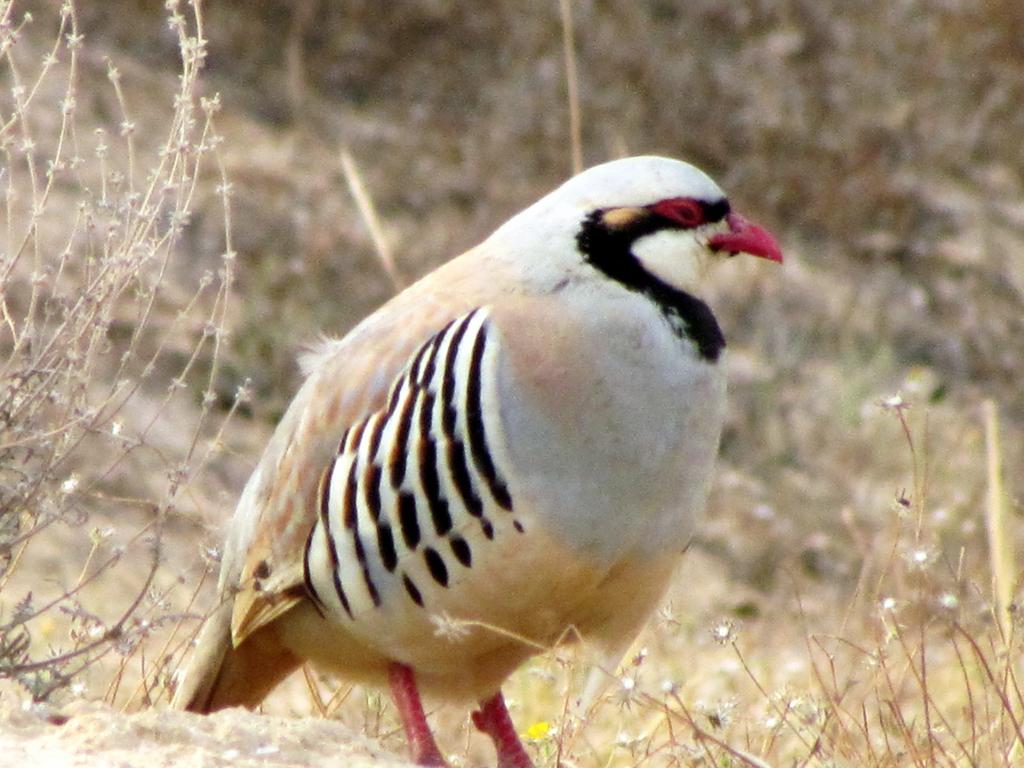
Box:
(471, 691), (534, 768)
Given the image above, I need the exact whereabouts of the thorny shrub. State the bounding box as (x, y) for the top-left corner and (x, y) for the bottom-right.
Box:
(0, 0), (236, 704)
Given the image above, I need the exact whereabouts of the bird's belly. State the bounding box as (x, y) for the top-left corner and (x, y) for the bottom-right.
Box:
(289, 517), (678, 702)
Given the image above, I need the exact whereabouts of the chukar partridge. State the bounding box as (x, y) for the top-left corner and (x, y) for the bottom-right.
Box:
(173, 155), (782, 767)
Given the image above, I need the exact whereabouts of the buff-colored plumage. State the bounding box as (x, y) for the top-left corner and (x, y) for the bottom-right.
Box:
(176, 254), (510, 710)
(173, 156), (781, 768)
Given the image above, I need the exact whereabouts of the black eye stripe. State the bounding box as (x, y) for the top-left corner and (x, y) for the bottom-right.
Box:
(701, 199), (730, 224)
(597, 197), (730, 240)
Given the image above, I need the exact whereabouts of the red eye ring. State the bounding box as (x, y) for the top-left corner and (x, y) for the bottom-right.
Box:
(649, 197), (706, 229)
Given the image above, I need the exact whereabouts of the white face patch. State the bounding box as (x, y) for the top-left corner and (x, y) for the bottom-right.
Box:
(630, 229), (709, 295)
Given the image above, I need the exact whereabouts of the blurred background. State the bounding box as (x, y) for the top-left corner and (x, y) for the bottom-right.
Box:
(1, 1), (1022, 764)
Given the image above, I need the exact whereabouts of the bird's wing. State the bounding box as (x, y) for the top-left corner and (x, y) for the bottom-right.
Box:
(225, 247), (511, 645)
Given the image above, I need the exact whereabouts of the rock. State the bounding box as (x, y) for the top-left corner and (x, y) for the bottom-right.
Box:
(0, 701), (415, 768)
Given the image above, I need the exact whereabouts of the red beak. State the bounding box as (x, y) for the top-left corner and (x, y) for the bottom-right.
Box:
(708, 212), (783, 263)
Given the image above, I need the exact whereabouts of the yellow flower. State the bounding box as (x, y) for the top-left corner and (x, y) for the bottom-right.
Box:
(524, 721), (551, 741)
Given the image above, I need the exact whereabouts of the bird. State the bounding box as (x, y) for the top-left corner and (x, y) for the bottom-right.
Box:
(172, 155), (782, 768)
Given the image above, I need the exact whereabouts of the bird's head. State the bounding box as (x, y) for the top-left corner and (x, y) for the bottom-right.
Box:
(491, 156), (778, 296)
(554, 156), (782, 299)
(485, 156), (782, 359)
(483, 156), (782, 361)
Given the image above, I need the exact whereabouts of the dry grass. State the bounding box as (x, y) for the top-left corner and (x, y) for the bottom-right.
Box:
(1, 2), (1022, 767)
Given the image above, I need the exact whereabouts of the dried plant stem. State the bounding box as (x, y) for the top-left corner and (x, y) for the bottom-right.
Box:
(954, 622), (1024, 755)
(664, 692), (776, 768)
(983, 400), (1014, 641)
(339, 147), (403, 290)
(984, 399), (1023, 764)
(323, 679), (355, 718)
(557, 0), (583, 174)
(733, 640), (814, 751)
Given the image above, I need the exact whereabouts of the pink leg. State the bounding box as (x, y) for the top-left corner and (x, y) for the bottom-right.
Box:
(388, 663), (448, 767)
(471, 690), (534, 768)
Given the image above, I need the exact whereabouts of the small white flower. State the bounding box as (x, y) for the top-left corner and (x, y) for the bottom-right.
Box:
(615, 730), (636, 747)
(938, 593), (959, 610)
(710, 618), (737, 645)
(880, 392), (907, 410)
(904, 546), (935, 571)
(430, 612), (470, 642)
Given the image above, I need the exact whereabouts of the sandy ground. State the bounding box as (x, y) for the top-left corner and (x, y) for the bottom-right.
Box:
(0, 701), (416, 768)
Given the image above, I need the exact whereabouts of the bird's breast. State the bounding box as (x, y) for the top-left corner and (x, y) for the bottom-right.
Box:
(494, 290), (727, 563)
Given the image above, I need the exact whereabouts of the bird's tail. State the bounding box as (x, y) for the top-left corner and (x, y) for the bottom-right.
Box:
(172, 599), (301, 713)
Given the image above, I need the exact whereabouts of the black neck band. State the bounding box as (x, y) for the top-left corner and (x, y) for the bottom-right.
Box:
(576, 212), (725, 362)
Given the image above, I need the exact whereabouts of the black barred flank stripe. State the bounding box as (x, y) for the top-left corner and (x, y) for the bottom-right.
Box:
(408, 335), (434, 385)
(418, 392), (453, 536)
(384, 378), (404, 419)
(421, 441), (453, 535)
(398, 491), (420, 549)
(343, 456), (381, 607)
(366, 414), (387, 460)
(418, 319), (453, 387)
(364, 463), (383, 521)
(318, 457), (335, 534)
(441, 398), (457, 438)
(303, 505), (327, 615)
(343, 457), (359, 528)
(440, 315), (485, 518)
(336, 426), (350, 455)
(317, 457), (352, 618)
(419, 388), (436, 436)
(389, 389), (416, 489)
(377, 523), (398, 572)
(445, 439), (482, 517)
(353, 532), (380, 607)
(465, 321), (513, 511)
(346, 418), (369, 454)
(440, 313), (475, 433)
(449, 536), (472, 567)
(423, 547), (449, 587)
(331, 564), (354, 619)
(403, 573), (424, 607)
